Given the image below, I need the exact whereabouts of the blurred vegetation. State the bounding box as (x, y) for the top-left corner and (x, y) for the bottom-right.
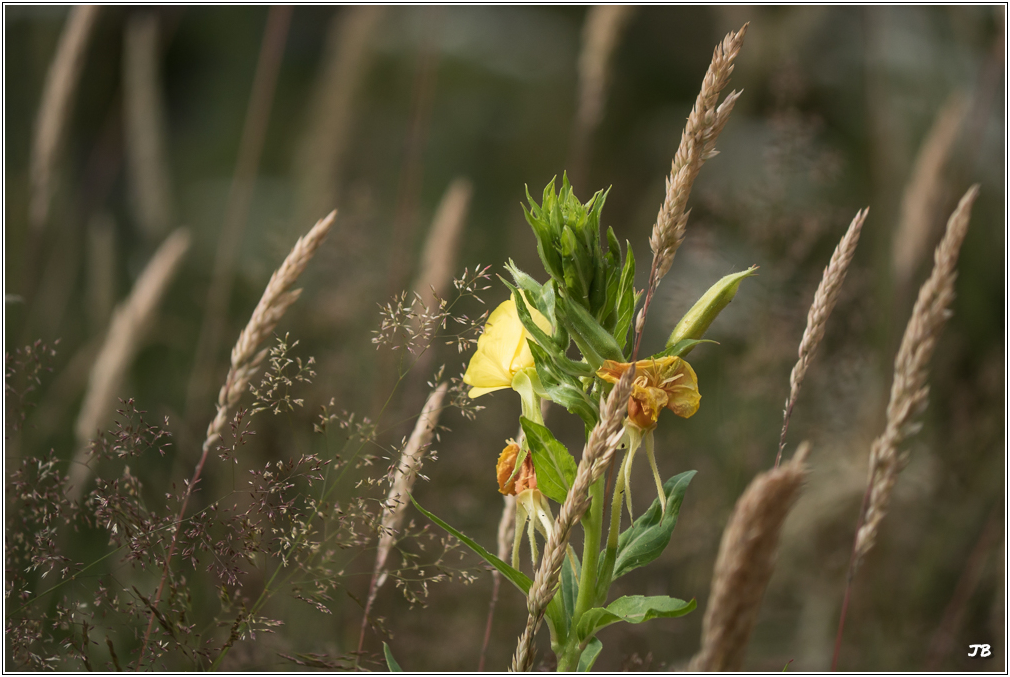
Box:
(5, 5), (1004, 672)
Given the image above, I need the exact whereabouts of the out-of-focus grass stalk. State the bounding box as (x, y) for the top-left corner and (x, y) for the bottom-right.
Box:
(831, 186), (979, 671)
(29, 5), (101, 233)
(567, 6), (636, 186)
(294, 6), (384, 227)
(85, 213), (117, 335)
(777, 209), (867, 466)
(689, 443), (811, 671)
(357, 383), (449, 659)
(137, 210), (335, 670)
(123, 11), (175, 241)
(185, 6), (292, 422)
(67, 228), (192, 500)
(891, 92), (967, 295)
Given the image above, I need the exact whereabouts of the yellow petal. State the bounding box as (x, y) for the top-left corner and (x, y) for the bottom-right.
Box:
(663, 358), (700, 418)
(467, 384), (509, 399)
(463, 299), (525, 391)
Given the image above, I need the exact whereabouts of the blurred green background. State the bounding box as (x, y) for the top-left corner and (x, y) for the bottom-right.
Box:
(5, 5), (1004, 672)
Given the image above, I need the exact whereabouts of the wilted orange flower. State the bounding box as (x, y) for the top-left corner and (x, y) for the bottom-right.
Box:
(597, 355), (700, 430)
(496, 440), (537, 495)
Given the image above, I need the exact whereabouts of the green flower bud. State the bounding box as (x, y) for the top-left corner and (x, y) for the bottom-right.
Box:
(666, 266), (757, 350)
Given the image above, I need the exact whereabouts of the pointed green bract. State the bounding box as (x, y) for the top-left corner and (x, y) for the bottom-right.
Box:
(667, 266), (757, 353)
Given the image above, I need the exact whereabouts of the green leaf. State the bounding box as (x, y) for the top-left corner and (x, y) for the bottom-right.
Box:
(576, 595), (696, 642)
(612, 470), (695, 579)
(577, 637), (603, 672)
(561, 551), (581, 629)
(557, 294), (623, 370)
(528, 343), (599, 427)
(410, 495), (531, 594)
(520, 418), (577, 504)
(383, 642), (402, 671)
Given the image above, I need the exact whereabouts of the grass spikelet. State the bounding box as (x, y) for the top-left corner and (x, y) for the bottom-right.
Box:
(648, 23), (748, 283)
(854, 185), (979, 568)
(832, 185), (979, 670)
(68, 228), (191, 499)
(633, 24), (747, 359)
(29, 5), (100, 232)
(689, 442), (811, 672)
(892, 92), (969, 292)
(777, 208), (868, 465)
(137, 209), (335, 668)
(203, 210), (336, 454)
(511, 365), (635, 672)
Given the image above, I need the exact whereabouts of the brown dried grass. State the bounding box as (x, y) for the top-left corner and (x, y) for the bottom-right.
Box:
(690, 442), (812, 672)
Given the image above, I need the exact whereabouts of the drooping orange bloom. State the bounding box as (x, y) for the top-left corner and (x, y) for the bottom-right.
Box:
(496, 440), (537, 495)
(596, 355), (701, 430)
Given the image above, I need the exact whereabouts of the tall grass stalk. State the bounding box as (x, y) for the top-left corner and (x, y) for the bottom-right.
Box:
(777, 208), (868, 467)
(634, 24), (747, 360)
(29, 5), (100, 233)
(690, 442), (811, 671)
(831, 185), (979, 671)
(137, 210), (335, 668)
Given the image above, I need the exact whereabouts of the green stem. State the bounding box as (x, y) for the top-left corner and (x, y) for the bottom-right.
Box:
(557, 476), (605, 671)
(596, 450), (628, 605)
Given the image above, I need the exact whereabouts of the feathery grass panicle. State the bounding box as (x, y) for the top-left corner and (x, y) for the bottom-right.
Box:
(648, 24), (747, 283)
(204, 210), (336, 454)
(30, 5), (100, 232)
(892, 92), (969, 292)
(511, 365), (635, 672)
(123, 11), (174, 241)
(689, 442), (811, 672)
(137, 209), (335, 669)
(68, 228), (191, 499)
(360, 383), (448, 652)
(777, 208), (868, 466)
(853, 186), (979, 568)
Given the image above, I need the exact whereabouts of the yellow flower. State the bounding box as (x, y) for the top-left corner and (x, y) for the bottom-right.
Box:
(596, 355), (700, 431)
(463, 297), (552, 398)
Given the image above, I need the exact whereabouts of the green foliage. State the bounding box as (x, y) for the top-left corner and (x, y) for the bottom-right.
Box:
(577, 638), (603, 671)
(521, 417), (578, 504)
(610, 471), (696, 579)
(575, 595), (696, 644)
(383, 643), (403, 671)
